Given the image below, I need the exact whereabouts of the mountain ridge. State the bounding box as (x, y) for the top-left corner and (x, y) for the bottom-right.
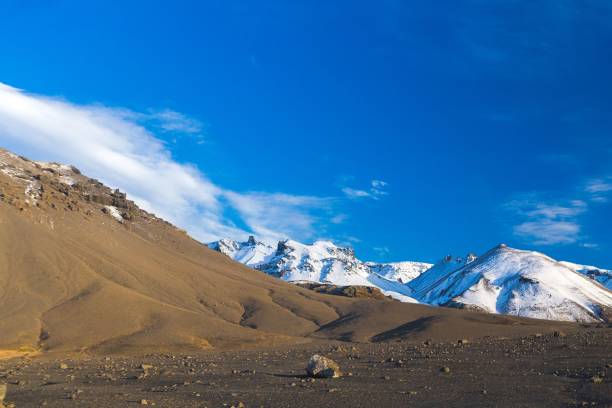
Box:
(210, 238), (612, 323)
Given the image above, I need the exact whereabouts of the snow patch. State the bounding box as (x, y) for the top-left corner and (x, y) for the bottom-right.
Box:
(105, 206), (124, 222)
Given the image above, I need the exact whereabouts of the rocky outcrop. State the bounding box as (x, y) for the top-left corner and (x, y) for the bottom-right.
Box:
(296, 283), (391, 300)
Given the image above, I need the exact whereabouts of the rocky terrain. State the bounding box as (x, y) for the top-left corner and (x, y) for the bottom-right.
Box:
(0, 328), (610, 407)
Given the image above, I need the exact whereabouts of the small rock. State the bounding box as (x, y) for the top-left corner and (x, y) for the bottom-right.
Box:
(0, 383), (6, 403)
(458, 339), (469, 345)
(553, 331), (566, 338)
(59, 363), (69, 370)
(306, 355), (341, 378)
(140, 399), (149, 405)
(591, 376), (603, 384)
(441, 366), (451, 373)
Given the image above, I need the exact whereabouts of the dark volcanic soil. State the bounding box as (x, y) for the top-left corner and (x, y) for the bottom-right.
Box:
(1, 328), (610, 408)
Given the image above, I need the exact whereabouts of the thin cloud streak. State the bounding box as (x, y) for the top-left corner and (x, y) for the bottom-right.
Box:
(505, 197), (587, 246)
(342, 179), (389, 200)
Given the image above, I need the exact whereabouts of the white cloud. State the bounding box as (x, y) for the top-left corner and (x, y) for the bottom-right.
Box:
(342, 187), (373, 198)
(342, 179), (389, 200)
(371, 180), (387, 189)
(0, 82), (331, 243)
(585, 177), (612, 203)
(148, 109), (203, 135)
(514, 220), (581, 245)
(505, 197), (587, 246)
(330, 214), (348, 224)
(224, 191), (332, 242)
(373, 246), (391, 257)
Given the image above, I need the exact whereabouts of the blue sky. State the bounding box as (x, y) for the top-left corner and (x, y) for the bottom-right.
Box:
(0, 0), (611, 266)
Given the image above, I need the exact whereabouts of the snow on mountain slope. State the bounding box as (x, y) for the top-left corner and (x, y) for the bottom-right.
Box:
(208, 237), (431, 302)
(408, 244), (612, 322)
(209, 236), (276, 266)
(559, 261), (612, 290)
(366, 261), (433, 284)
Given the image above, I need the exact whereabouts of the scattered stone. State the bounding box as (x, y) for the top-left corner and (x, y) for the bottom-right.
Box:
(0, 383), (6, 404)
(554, 331), (567, 338)
(441, 367), (451, 373)
(140, 399), (149, 405)
(59, 363), (69, 370)
(591, 376), (603, 384)
(458, 339), (469, 345)
(306, 355), (341, 378)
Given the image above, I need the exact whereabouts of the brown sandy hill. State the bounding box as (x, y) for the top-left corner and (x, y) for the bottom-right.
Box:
(0, 148), (575, 356)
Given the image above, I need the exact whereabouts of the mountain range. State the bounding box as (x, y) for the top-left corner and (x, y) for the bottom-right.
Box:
(209, 237), (612, 323)
(1, 147), (572, 355)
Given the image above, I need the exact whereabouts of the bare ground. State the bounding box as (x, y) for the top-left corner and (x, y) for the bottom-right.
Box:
(1, 327), (610, 408)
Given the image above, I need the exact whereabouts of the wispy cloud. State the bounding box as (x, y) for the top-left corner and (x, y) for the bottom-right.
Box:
(148, 109), (204, 134)
(0, 82), (333, 243)
(373, 246), (391, 257)
(585, 177), (612, 203)
(342, 179), (389, 200)
(505, 197), (587, 245)
(330, 213), (348, 224)
(224, 191), (332, 242)
(580, 243), (599, 249)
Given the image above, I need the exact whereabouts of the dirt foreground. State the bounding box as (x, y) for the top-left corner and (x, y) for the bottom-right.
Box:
(1, 327), (610, 408)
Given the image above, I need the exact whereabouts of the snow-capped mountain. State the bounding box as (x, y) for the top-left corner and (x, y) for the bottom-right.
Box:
(210, 237), (612, 322)
(208, 237), (432, 302)
(408, 244), (612, 323)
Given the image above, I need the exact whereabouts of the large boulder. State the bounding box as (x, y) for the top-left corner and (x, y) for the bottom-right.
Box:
(306, 355), (341, 378)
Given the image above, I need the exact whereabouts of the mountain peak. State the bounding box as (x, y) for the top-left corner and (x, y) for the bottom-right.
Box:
(409, 244), (612, 322)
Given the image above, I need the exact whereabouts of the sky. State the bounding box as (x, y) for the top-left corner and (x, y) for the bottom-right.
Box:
(0, 0), (611, 267)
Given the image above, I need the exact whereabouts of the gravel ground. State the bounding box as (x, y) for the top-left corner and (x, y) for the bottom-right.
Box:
(1, 328), (610, 408)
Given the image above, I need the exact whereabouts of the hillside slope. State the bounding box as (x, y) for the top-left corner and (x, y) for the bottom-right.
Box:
(0, 148), (576, 354)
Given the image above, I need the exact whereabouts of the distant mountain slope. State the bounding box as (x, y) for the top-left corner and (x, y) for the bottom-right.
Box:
(1, 147), (568, 354)
(209, 237), (432, 302)
(211, 237), (612, 323)
(408, 245), (612, 322)
(560, 261), (612, 290)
